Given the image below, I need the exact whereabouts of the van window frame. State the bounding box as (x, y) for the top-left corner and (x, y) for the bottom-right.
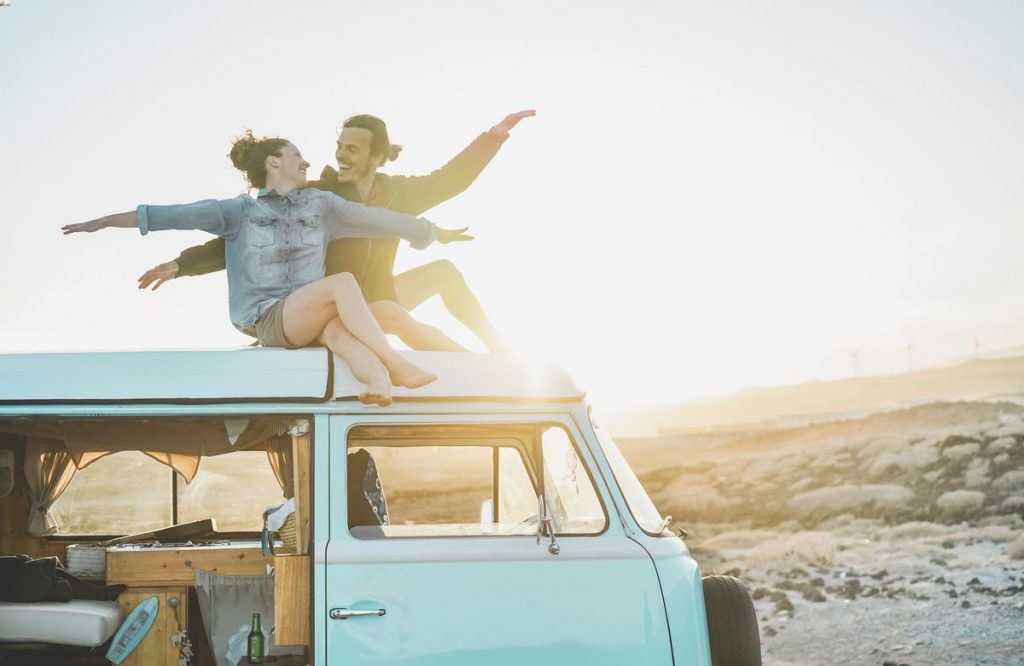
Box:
(0, 412), (313, 539)
(343, 419), (610, 540)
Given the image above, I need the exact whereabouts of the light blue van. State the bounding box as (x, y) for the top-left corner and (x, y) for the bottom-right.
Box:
(0, 349), (760, 666)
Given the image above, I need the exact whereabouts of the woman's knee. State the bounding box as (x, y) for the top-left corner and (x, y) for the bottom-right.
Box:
(327, 272), (360, 294)
(318, 317), (346, 344)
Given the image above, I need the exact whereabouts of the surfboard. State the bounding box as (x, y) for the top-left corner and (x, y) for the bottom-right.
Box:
(106, 595), (160, 664)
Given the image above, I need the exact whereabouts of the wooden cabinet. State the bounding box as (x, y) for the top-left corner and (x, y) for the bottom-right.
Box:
(115, 588), (188, 666)
(273, 555), (310, 646)
(106, 543), (272, 586)
(107, 544), (274, 665)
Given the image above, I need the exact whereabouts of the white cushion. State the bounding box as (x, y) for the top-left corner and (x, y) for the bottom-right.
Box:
(0, 600), (123, 647)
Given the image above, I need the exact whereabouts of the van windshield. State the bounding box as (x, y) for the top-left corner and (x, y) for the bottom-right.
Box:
(588, 412), (667, 535)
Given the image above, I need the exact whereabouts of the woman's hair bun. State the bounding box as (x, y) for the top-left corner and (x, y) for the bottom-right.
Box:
(386, 144), (403, 162)
(229, 129), (259, 170)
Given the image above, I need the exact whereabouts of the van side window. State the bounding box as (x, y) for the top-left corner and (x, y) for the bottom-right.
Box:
(347, 424), (606, 538)
(51, 451), (172, 534)
(50, 449), (285, 535)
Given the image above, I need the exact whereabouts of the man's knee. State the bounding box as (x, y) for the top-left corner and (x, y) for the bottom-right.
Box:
(433, 260), (466, 289)
(370, 300), (414, 333)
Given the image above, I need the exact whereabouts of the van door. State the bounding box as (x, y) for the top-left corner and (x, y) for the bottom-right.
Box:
(323, 414), (673, 666)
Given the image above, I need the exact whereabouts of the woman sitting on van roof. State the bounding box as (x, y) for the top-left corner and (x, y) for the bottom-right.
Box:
(61, 132), (473, 406)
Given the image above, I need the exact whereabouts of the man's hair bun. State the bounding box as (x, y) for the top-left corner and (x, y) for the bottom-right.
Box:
(386, 144), (403, 162)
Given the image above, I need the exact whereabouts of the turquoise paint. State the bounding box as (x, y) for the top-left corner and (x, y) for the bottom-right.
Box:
(322, 413), (676, 665)
(106, 595), (159, 664)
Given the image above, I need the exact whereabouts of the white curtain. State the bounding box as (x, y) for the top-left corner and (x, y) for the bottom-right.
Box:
(25, 438), (77, 536)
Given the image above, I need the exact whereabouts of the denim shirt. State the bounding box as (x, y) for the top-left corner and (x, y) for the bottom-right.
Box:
(137, 188), (437, 331)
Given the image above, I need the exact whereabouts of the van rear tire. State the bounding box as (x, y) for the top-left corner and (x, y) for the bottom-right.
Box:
(702, 575), (761, 665)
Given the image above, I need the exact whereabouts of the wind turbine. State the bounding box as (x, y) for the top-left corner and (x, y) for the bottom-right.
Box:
(849, 349), (861, 378)
(904, 340), (913, 373)
(974, 336), (984, 361)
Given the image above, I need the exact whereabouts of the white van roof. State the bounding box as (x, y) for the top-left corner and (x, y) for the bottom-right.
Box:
(0, 349), (583, 404)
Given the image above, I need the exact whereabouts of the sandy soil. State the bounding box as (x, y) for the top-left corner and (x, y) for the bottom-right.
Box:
(620, 400), (1024, 665)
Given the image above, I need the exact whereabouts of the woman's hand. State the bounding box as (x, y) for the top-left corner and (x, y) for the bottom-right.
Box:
(489, 110), (536, 138)
(61, 218), (107, 234)
(437, 227), (474, 244)
(61, 211), (137, 234)
(137, 261), (180, 291)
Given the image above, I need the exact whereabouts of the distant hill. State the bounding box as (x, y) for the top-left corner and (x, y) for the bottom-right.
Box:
(606, 355), (1024, 437)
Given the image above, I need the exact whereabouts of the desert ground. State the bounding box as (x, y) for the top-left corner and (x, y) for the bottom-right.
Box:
(618, 400), (1024, 665)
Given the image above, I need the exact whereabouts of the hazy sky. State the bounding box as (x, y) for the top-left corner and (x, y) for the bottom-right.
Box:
(1, 1), (1022, 412)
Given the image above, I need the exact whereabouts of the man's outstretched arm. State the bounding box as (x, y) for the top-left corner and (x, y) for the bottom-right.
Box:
(137, 237), (229, 290)
(395, 109), (536, 215)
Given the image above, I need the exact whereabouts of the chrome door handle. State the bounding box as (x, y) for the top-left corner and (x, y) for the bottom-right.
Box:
(330, 607), (386, 620)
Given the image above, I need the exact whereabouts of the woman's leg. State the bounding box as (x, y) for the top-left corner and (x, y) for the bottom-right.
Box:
(318, 318), (392, 406)
(393, 260), (507, 353)
(282, 272), (436, 388)
(369, 300), (468, 352)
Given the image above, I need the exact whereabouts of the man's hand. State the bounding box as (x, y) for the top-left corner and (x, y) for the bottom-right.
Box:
(137, 261), (180, 291)
(437, 227), (474, 244)
(489, 110), (536, 138)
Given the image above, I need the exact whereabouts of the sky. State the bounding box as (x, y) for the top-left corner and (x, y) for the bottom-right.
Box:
(1, 1), (1022, 413)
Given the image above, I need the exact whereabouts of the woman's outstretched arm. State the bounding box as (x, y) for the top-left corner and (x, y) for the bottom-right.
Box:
(63, 197), (244, 238)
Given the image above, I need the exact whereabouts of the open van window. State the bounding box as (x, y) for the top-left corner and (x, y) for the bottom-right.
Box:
(0, 415), (302, 537)
(50, 449), (285, 535)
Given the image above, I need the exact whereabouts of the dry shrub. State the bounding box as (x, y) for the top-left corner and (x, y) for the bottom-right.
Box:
(1005, 535), (1024, 560)
(986, 423), (1024, 438)
(701, 529), (780, 551)
(1002, 495), (1024, 511)
(987, 436), (1017, 454)
(857, 435), (913, 460)
(942, 442), (981, 462)
(936, 490), (986, 516)
(658, 480), (739, 517)
(867, 441), (939, 478)
(994, 453), (1010, 466)
(819, 513), (858, 530)
(881, 521), (950, 540)
(790, 476), (815, 492)
(970, 525), (1019, 542)
(743, 530), (837, 568)
(790, 484), (913, 519)
(749, 481), (778, 496)
(993, 470), (1024, 492)
(963, 458), (992, 489)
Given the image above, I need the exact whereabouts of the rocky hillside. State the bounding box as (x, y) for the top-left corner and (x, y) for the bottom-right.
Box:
(620, 401), (1024, 664)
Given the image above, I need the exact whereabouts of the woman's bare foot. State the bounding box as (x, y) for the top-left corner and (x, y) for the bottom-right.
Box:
(386, 356), (438, 389)
(359, 370), (393, 406)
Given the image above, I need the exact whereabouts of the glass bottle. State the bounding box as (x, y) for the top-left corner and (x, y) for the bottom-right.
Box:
(247, 612), (264, 664)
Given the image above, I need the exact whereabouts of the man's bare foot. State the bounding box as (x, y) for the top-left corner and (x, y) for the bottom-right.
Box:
(386, 357), (438, 389)
(359, 370), (393, 406)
